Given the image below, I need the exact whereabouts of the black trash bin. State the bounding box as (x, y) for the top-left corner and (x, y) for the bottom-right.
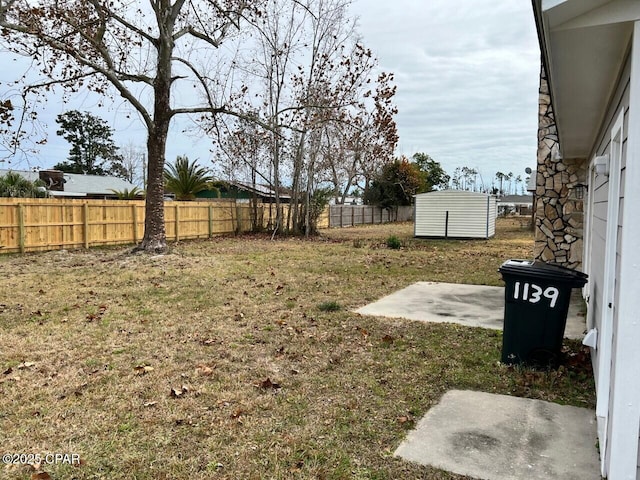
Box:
(498, 259), (588, 367)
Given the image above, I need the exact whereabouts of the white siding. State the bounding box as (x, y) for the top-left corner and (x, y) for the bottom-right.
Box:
(585, 46), (637, 478)
(588, 54), (630, 380)
(414, 191), (496, 239)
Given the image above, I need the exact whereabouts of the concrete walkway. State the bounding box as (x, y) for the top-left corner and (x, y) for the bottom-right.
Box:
(356, 283), (600, 479)
(355, 281), (587, 339)
(395, 390), (600, 480)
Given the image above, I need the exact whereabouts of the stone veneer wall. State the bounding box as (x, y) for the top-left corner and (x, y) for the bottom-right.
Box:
(534, 64), (587, 269)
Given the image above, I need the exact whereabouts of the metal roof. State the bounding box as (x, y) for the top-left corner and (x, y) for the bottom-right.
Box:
(227, 180), (291, 200)
(1, 169), (137, 195)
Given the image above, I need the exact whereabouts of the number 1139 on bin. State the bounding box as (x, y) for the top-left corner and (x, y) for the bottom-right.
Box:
(513, 282), (559, 308)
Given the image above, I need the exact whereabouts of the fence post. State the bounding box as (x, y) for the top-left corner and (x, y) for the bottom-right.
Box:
(131, 204), (138, 244)
(208, 204), (213, 238)
(83, 202), (90, 249)
(18, 203), (25, 254)
(351, 206), (355, 226)
(340, 206), (343, 228)
(175, 204), (180, 242)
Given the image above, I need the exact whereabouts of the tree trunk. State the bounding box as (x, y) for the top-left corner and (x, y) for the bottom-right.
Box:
(137, 23), (173, 253)
(137, 122), (169, 253)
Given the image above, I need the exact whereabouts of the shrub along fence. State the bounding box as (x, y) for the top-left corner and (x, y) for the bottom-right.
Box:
(0, 199), (411, 254)
(328, 205), (413, 228)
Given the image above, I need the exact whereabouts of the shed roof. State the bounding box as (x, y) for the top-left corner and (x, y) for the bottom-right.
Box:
(415, 190), (493, 198)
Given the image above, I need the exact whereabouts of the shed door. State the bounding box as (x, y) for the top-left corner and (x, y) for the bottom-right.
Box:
(595, 109), (624, 477)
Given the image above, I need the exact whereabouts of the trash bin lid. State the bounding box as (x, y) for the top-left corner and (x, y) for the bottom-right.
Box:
(499, 259), (588, 287)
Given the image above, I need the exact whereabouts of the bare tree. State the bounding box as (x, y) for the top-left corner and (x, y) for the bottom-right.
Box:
(120, 141), (146, 187)
(0, 0), (261, 252)
(0, 93), (46, 164)
(237, 0), (397, 235)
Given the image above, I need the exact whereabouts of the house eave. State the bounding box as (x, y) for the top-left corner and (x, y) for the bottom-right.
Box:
(533, 0), (638, 158)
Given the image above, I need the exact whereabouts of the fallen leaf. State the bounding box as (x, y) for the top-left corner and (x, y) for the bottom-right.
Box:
(170, 385), (189, 398)
(31, 473), (52, 480)
(18, 361), (36, 369)
(195, 364), (215, 376)
(256, 378), (281, 390)
(134, 365), (154, 375)
(3, 366), (13, 375)
(143, 401), (157, 408)
(231, 408), (244, 419)
(381, 334), (395, 344)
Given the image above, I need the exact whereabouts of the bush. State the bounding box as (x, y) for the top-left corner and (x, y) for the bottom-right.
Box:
(318, 301), (341, 312)
(386, 235), (401, 250)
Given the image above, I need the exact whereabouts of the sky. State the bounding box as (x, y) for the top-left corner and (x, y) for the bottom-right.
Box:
(349, 0), (541, 186)
(1, 0), (541, 189)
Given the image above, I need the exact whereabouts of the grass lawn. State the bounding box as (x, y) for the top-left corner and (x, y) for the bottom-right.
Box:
(0, 218), (594, 479)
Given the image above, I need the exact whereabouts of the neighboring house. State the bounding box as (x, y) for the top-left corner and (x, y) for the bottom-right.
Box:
(0, 169), (139, 199)
(532, 1), (640, 478)
(496, 194), (533, 216)
(196, 180), (291, 203)
(328, 196), (362, 206)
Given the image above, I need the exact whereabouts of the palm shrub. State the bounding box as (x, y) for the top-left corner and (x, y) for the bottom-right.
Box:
(109, 187), (145, 199)
(0, 171), (47, 198)
(164, 156), (213, 200)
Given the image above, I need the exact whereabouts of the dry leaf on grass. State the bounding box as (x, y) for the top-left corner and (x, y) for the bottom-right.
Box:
(134, 365), (154, 375)
(381, 334), (395, 344)
(230, 408), (244, 419)
(31, 472), (52, 480)
(255, 378), (281, 390)
(170, 385), (189, 398)
(195, 364), (215, 376)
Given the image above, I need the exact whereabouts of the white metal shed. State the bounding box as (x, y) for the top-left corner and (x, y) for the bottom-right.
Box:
(414, 191), (497, 239)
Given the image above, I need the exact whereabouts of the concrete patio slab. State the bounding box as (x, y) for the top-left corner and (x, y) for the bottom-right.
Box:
(394, 390), (600, 480)
(355, 282), (586, 339)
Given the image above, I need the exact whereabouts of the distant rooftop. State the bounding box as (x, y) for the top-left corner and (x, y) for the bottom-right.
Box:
(0, 169), (137, 197)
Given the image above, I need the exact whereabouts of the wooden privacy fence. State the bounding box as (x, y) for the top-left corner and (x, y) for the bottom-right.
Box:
(328, 205), (413, 228)
(0, 198), (330, 254)
(0, 199), (412, 254)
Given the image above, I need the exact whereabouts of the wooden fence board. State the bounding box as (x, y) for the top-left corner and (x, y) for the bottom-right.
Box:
(0, 198), (409, 254)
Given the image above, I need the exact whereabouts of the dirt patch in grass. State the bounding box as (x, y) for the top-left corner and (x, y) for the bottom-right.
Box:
(0, 218), (593, 479)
